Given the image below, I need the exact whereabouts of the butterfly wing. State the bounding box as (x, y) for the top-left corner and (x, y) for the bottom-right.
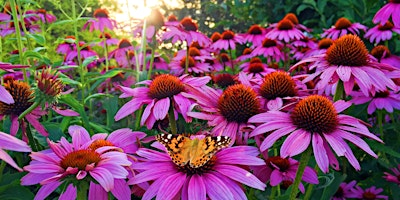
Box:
(155, 134), (191, 167)
(189, 135), (231, 168)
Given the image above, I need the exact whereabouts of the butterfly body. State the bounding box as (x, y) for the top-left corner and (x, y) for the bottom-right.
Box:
(155, 134), (231, 168)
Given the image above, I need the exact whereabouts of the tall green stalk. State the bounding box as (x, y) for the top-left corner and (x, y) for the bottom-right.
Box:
(289, 147), (312, 200)
(333, 80), (344, 102)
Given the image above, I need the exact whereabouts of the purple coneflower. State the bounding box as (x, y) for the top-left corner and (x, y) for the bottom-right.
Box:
(163, 17), (210, 46)
(304, 38), (333, 58)
(252, 156), (318, 193)
(266, 18), (304, 43)
(115, 74), (210, 129)
(249, 95), (382, 173)
(170, 55), (212, 75)
(21, 134), (132, 200)
(370, 45), (400, 69)
(83, 8), (117, 32)
(365, 21), (400, 44)
(321, 17), (367, 40)
(35, 8), (56, 23)
(291, 34), (397, 96)
(351, 90), (400, 114)
(130, 140), (266, 200)
(373, 0), (400, 28)
(65, 41), (98, 62)
(0, 79), (48, 138)
(97, 32), (119, 46)
(108, 38), (135, 68)
(186, 84), (261, 144)
(236, 47), (254, 61)
(351, 186), (388, 200)
(251, 38), (285, 63)
(0, 131), (31, 171)
(56, 36), (76, 55)
(331, 180), (358, 200)
(239, 57), (276, 82)
(0, 62), (29, 104)
(0, 19), (40, 37)
(383, 164), (400, 185)
(211, 30), (244, 51)
(240, 24), (267, 46)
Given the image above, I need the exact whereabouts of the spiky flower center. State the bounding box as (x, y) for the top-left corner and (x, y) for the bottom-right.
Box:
(179, 56), (196, 68)
(219, 53), (230, 63)
(118, 39), (132, 49)
(378, 21), (394, 31)
(149, 74), (184, 99)
(178, 156), (216, 175)
(371, 45), (391, 60)
(290, 95), (338, 134)
(89, 139), (115, 150)
(262, 39), (277, 48)
(334, 17), (352, 29)
(190, 42), (202, 49)
(221, 30), (235, 40)
(35, 68), (64, 98)
(266, 156), (290, 171)
(99, 33), (112, 39)
(318, 38), (333, 49)
(218, 84), (260, 123)
(180, 18), (198, 31)
(248, 25), (263, 35)
(250, 57), (262, 64)
(60, 149), (101, 170)
(242, 48), (252, 55)
(277, 19), (294, 30)
(260, 71), (297, 100)
(249, 63), (265, 73)
(284, 13), (299, 25)
(213, 73), (236, 88)
(374, 90), (390, 98)
(0, 80), (33, 115)
(362, 192), (377, 200)
(189, 47), (201, 57)
(167, 14), (177, 22)
(326, 35), (369, 66)
(93, 8), (109, 18)
(211, 32), (221, 42)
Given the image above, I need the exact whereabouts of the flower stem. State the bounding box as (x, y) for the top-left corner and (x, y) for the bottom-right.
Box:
(303, 165), (319, 200)
(18, 101), (40, 120)
(25, 122), (39, 152)
(147, 44), (156, 80)
(333, 80), (344, 102)
(9, 0), (28, 82)
(168, 99), (177, 134)
(229, 48), (235, 73)
(289, 147), (312, 200)
(185, 44), (189, 74)
(134, 106), (144, 130)
(141, 21), (147, 73)
(77, 181), (89, 200)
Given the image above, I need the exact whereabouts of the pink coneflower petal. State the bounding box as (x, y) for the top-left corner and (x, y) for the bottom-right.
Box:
(0, 85), (14, 104)
(312, 133), (329, 173)
(35, 181), (62, 200)
(215, 164), (266, 190)
(90, 168), (114, 192)
(157, 172), (186, 200)
(59, 184), (76, 200)
(260, 126), (297, 151)
(203, 173), (234, 199)
(280, 129), (311, 157)
(187, 175), (206, 200)
(153, 97), (170, 120)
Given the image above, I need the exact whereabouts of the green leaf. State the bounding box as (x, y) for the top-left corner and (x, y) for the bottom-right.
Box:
(367, 140), (400, 158)
(26, 34), (45, 45)
(104, 96), (119, 127)
(82, 56), (98, 67)
(23, 51), (43, 60)
(84, 93), (113, 104)
(43, 122), (65, 142)
(33, 47), (47, 52)
(89, 122), (110, 133)
(90, 69), (123, 81)
(60, 116), (72, 133)
(317, 0), (328, 12)
(48, 19), (74, 29)
(59, 95), (91, 132)
(320, 172), (346, 200)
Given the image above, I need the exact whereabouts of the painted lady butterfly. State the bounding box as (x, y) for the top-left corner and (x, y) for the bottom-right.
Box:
(155, 134), (231, 168)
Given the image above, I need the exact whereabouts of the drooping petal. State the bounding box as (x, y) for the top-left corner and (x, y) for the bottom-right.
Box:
(214, 164), (266, 190)
(34, 181), (62, 200)
(203, 173), (234, 200)
(59, 184), (77, 200)
(312, 134), (329, 173)
(156, 172), (186, 200)
(90, 168), (114, 192)
(188, 175), (206, 200)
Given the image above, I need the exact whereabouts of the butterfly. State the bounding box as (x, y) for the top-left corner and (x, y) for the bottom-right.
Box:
(155, 134), (231, 168)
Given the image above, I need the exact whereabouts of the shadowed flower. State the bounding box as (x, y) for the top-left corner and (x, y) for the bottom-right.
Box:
(365, 21), (400, 44)
(351, 186), (388, 200)
(163, 17), (211, 46)
(97, 32), (119, 47)
(211, 30), (244, 51)
(239, 57), (276, 80)
(21, 134), (132, 200)
(212, 73), (237, 89)
(240, 24), (267, 46)
(383, 164), (400, 185)
(370, 45), (400, 69)
(108, 38), (135, 68)
(350, 90), (400, 114)
(291, 34), (398, 96)
(266, 19), (304, 42)
(170, 55), (212, 75)
(304, 38), (333, 58)
(252, 156), (318, 193)
(321, 17), (367, 40)
(251, 38), (285, 63)
(115, 74), (211, 129)
(186, 84), (261, 144)
(83, 8), (117, 32)
(35, 9), (56, 23)
(249, 95), (382, 173)
(373, 0), (400, 28)
(65, 41), (98, 63)
(331, 180), (358, 200)
(130, 140), (266, 200)
(0, 131), (31, 171)
(0, 79), (48, 138)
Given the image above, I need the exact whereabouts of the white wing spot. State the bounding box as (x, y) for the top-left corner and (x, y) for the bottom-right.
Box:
(167, 134), (172, 139)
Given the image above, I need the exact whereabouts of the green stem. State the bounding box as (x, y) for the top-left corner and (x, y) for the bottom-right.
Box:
(270, 186), (277, 199)
(18, 101), (40, 120)
(0, 161), (6, 181)
(77, 181), (89, 200)
(134, 106), (144, 130)
(229, 48), (235, 73)
(185, 44), (189, 74)
(303, 165), (319, 200)
(147, 45), (155, 80)
(168, 99), (177, 134)
(141, 21), (147, 73)
(9, 0), (27, 82)
(333, 80), (344, 102)
(16, 0), (32, 50)
(289, 147), (312, 200)
(71, 0), (85, 105)
(25, 122), (39, 152)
